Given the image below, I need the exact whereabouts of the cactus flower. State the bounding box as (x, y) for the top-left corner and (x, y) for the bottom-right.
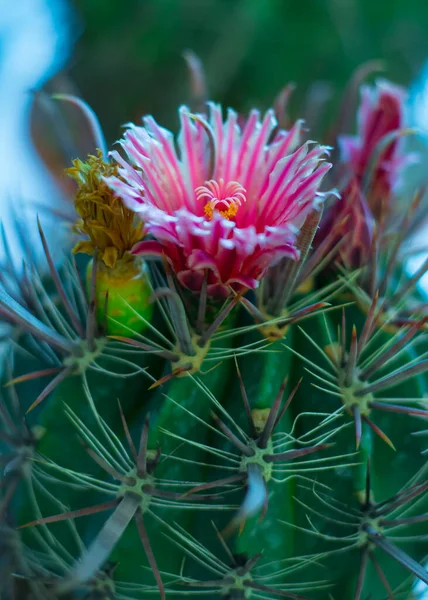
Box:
(321, 178), (375, 269)
(339, 80), (414, 219)
(318, 80), (415, 269)
(106, 104), (332, 297)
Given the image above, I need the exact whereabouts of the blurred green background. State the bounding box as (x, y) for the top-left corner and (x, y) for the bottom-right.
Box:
(65, 0), (428, 143)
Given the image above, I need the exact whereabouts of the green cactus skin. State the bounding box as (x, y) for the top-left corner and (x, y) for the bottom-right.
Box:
(229, 338), (296, 575)
(291, 306), (428, 600)
(4, 277), (428, 600)
(110, 338), (236, 585)
(86, 257), (154, 337)
(3, 276), (428, 600)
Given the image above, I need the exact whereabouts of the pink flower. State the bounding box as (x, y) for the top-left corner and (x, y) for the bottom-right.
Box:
(106, 104), (332, 297)
(339, 80), (415, 218)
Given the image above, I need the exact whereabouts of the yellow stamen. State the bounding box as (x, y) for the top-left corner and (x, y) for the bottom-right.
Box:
(204, 201), (240, 221)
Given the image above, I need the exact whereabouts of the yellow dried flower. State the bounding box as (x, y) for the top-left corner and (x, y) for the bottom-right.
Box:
(67, 150), (144, 269)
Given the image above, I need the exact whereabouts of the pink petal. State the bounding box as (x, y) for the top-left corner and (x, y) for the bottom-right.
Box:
(132, 240), (165, 257)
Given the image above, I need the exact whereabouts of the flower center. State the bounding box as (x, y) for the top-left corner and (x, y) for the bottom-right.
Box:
(196, 178), (247, 220)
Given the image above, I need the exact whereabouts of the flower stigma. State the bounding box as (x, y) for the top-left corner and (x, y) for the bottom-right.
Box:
(196, 178), (247, 220)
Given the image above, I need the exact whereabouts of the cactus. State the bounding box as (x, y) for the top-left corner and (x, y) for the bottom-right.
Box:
(2, 71), (428, 600)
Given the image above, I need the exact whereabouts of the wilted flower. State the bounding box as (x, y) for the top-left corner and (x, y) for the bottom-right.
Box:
(67, 150), (144, 269)
(105, 104), (332, 297)
(339, 79), (414, 219)
(320, 178), (375, 269)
